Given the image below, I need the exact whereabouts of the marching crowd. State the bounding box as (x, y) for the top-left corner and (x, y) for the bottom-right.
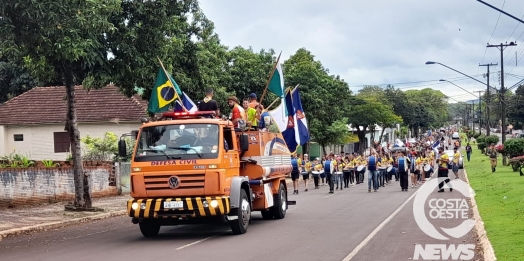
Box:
(289, 131), (464, 194)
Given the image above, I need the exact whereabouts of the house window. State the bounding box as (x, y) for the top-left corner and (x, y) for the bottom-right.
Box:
(13, 134), (23, 141)
(53, 132), (71, 153)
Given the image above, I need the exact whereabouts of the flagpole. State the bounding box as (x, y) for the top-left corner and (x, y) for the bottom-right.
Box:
(157, 57), (187, 112)
(265, 84), (299, 111)
(259, 51), (282, 105)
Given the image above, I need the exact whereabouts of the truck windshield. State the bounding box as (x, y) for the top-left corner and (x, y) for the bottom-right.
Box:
(134, 123), (219, 161)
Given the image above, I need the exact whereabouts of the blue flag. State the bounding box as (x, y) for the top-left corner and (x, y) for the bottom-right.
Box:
(291, 87), (309, 146)
(282, 89), (298, 153)
(174, 92), (197, 112)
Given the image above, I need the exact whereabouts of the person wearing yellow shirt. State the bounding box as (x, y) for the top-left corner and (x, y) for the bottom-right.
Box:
(312, 158), (323, 189)
(413, 154), (423, 188)
(333, 156), (344, 190)
(302, 154), (312, 191)
(437, 147), (452, 192)
(452, 147), (461, 179)
(342, 156), (353, 188)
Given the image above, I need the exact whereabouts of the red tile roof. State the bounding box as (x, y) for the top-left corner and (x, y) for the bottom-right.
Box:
(0, 85), (148, 125)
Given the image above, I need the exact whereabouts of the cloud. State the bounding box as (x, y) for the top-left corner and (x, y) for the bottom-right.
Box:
(198, 0), (524, 102)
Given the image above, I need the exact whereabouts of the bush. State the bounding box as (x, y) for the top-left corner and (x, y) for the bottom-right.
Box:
(467, 130), (474, 139)
(503, 138), (524, 158)
(484, 135), (500, 146)
(476, 134), (486, 143)
(81, 132), (119, 161)
(477, 142), (487, 153)
(473, 132), (481, 139)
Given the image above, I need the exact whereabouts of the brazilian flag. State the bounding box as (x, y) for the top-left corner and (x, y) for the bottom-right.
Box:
(148, 67), (183, 113)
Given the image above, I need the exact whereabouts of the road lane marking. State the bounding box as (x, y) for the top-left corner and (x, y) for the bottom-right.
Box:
(287, 206), (300, 211)
(323, 193), (337, 199)
(176, 233), (223, 250)
(342, 190), (419, 261)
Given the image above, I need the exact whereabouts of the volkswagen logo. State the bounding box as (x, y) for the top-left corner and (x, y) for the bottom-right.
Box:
(168, 176), (180, 189)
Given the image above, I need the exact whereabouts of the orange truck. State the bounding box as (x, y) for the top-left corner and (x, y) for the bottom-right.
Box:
(118, 110), (296, 237)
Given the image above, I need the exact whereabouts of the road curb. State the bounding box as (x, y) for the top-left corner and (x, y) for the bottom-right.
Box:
(463, 167), (497, 261)
(0, 210), (126, 241)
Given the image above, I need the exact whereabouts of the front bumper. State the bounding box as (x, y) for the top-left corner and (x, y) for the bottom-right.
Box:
(128, 196), (230, 219)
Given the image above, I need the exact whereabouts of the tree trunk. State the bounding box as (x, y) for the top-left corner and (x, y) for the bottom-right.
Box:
(356, 128), (367, 154)
(64, 66), (91, 208)
(379, 126), (386, 144)
(321, 143), (327, 156)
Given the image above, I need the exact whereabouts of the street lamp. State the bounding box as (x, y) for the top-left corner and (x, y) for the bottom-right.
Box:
(425, 61), (498, 91)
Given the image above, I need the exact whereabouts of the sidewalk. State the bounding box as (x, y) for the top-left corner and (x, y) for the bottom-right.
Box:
(0, 195), (128, 240)
(0, 178), (295, 240)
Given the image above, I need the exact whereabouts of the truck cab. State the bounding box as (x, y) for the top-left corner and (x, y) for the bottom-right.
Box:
(119, 111), (295, 237)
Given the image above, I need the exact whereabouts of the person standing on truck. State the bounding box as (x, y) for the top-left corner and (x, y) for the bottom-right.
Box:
(248, 93), (259, 108)
(227, 96), (246, 129)
(291, 154), (300, 194)
(197, 88), (219, 117)
(243, 98), (258, 131)
(256, 104), (271, 131)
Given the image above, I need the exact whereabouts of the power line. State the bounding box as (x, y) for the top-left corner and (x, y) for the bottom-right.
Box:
(348, 73), (491, 88)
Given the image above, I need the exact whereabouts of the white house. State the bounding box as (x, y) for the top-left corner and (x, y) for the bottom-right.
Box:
(0, 85), (148, 160)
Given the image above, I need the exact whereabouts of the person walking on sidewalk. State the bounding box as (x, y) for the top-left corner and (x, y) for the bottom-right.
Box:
(488, 143), (498, 172)
(437, 147), (453, 192)
(465, 143), (472, 162)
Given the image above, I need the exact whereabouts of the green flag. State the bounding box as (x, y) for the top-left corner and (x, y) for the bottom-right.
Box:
(148, 67), (182, 113)
(267, 63), (284, 98)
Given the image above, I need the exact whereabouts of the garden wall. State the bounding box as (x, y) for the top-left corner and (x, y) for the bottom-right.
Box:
(0, 166), (117, 207)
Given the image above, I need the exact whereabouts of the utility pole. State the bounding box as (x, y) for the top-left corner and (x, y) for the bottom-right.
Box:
(487, 42), (516, 165)
(476, 90), (483, 134)
(479, 63), (497, 135)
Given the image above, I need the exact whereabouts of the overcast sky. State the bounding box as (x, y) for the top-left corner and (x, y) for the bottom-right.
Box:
(198, 0), (524, 103)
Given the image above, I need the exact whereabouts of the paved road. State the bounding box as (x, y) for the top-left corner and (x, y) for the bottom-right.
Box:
(0, 170), (481, 261)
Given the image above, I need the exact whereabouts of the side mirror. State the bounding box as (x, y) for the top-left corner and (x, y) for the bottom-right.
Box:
(240, 134), (249, 152)
(118, 139), (127, 157)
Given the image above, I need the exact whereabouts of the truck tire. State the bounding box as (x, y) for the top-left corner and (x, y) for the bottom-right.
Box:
(230, 189), (250, 234)
(271, 183), (287, 219)
(139, 220), (160, 237)
(260, 210), (273, 220)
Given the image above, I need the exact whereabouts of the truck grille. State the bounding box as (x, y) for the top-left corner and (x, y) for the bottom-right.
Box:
(144, 173), (205, 191)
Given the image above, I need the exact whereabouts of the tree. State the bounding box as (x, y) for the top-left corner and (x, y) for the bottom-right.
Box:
(0, 0), (121, 208)
(221, 47), (276, 106)
(507, 85), (524, 129)
(0, 59), (41, 103)
(283, 48), (353, 153)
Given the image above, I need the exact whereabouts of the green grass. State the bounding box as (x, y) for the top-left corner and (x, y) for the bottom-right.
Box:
(465, 148), (524, 261)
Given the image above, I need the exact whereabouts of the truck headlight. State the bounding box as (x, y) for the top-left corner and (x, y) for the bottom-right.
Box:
(210, 200), (219, 208)
(141, 202), (146, 210)
(131, 202), (138, 210)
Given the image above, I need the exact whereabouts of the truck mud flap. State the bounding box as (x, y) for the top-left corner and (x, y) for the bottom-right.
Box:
(287, 200), (296, 205)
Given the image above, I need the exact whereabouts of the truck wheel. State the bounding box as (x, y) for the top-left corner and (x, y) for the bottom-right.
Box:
(271, 183), (287, 219)
(139, 220), (160, 237)
(230, 189), (250, 234)
(260, 210), (273, 220)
